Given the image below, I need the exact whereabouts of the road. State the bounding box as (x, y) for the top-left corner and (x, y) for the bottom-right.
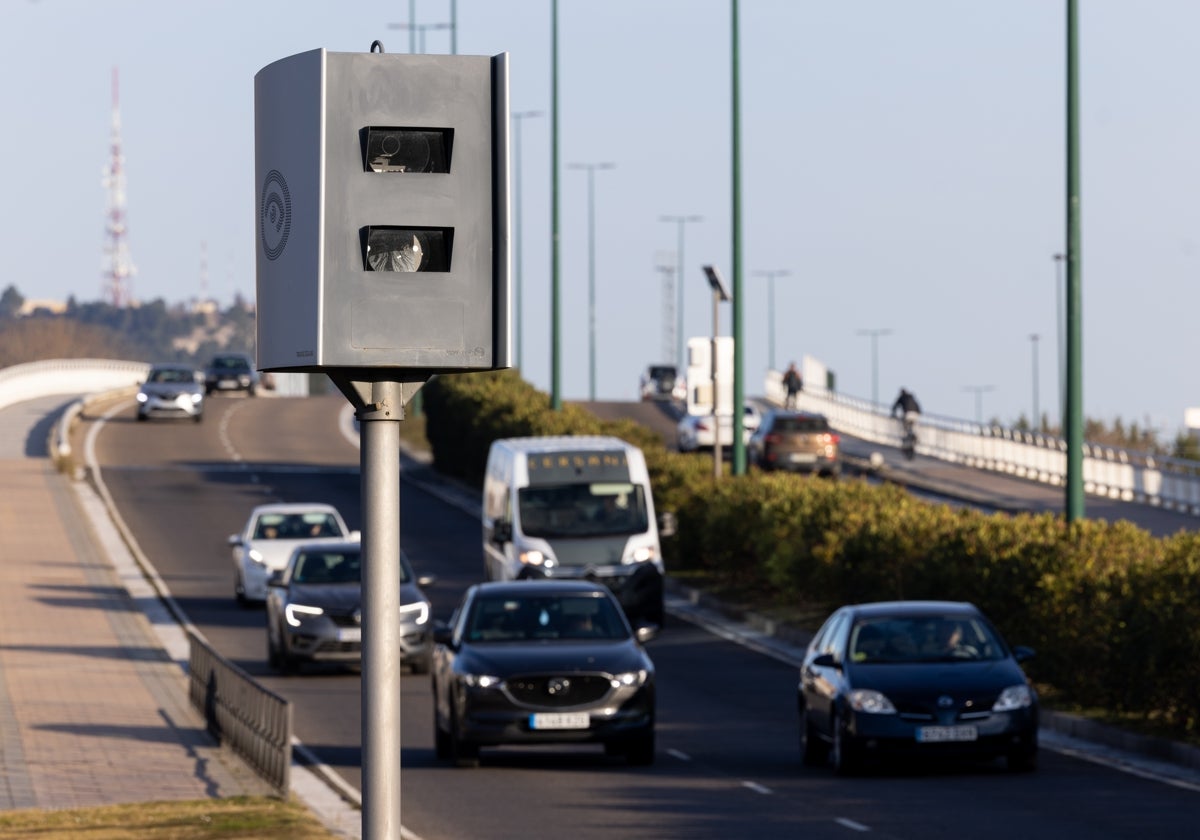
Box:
(77, 392), (1200, 839)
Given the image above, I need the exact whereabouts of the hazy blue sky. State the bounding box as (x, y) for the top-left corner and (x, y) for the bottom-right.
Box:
(4, 1), (1198, 435)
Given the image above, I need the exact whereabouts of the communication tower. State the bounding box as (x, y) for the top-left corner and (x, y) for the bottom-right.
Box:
(101, 67), (136, 307)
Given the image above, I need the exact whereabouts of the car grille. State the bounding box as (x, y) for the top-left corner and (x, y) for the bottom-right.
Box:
(325, 609), (360, 629)
(505, 674), (612, 708)
(895, 692), (997, 722)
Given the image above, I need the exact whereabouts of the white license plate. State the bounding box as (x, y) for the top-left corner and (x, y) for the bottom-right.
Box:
(789, 452), (817, 463)
(218, 381), (239, 389)
(336, 627), (362, 643)
(529, 712), (590, 730)
(916, 725), (978, 743)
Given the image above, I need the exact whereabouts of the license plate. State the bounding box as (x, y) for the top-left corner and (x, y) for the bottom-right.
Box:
(789, 452), (817, 463)
(336, 627), (362, 643)
(916, 725), (978, 743)
(218, 381), (238, 389)
(529, 712), (590, 730)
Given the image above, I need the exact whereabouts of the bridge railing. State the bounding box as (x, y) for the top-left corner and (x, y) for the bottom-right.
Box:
(0, 358), (149, 411)
(764, 369), (1200, 516)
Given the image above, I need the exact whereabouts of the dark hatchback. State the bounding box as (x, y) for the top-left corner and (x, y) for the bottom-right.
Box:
(205, 352), (259, 396)
(432, 580), (656, 767)
(798, 600), (1038, 774)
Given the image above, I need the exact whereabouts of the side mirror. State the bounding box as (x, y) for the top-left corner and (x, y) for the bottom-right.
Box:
(658, 511), (677, 539)
(1012, 645), (1036, 663)
(492, 520), (513, 544)
(228, 534), (242, 547)
(811, 653), (840, 669)
(432, 622), (454, 646)
(635, 624), (659, 644)
(267, 570), (285, 588)
(347, 530), (363, 542)
(417, 574), (437, 587)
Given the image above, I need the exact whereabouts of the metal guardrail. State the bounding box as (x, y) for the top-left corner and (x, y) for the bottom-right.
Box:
(763, 370), (1200, 516)
(187, 628), (292, 795)
(0, 358), (150, 411)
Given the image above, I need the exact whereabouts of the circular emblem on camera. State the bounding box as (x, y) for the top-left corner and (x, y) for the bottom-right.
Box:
(260, 169), (292, 261)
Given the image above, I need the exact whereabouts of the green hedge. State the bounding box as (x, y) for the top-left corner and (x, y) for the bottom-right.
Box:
(423, 371), (1200, 739)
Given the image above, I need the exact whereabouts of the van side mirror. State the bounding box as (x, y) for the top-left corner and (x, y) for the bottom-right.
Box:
(658, 511), (677, 539)
(493, 519), (512, 544)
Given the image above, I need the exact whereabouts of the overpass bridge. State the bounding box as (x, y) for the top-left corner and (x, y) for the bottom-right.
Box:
(3, 357), (1199, 520)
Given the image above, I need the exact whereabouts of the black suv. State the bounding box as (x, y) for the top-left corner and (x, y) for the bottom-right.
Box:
(205, 353), (259, 396)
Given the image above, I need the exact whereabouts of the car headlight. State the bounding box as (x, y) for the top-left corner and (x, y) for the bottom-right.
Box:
(519, 549), (548, 566)
(136, 392), (148, 403)
(399, 601), (430, 625)
(462, 673), (502, 689)
(847, 689), (897, 714)
(611, 669), (648, 688)
(992, 684), (1034, 712)
(284, 603), (324, 627)
(624, 546), (657, 565)
(190, 393), (203, 404)
(247, 549), (266, 566)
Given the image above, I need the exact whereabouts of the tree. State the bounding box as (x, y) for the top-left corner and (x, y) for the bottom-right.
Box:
(0, 285), (24, 319)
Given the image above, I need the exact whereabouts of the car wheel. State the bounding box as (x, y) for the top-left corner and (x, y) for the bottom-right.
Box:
(136, 412), (147, 422)
(623, 728), (655, 766)
(433, 689), (452, 761)
(408, 650), (431, 675)
(799, 708), (830, 767)
(248, 386), (257, 397)
(193, 413), (203, 424)
(235, 573), (249, 608)
(1006, 744), (1038, 772)
(267, 622), (281, 669)
(831, 712), (861, 776)
(449, 706), (479, 768)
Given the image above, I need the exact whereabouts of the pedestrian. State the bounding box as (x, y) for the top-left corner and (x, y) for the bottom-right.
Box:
(783, 362), (803, 409)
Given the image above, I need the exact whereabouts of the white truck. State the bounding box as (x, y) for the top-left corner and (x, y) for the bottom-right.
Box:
(482, 436), (670, 627)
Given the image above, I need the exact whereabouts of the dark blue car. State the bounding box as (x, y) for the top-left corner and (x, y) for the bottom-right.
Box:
(798, 600), (1039, 774)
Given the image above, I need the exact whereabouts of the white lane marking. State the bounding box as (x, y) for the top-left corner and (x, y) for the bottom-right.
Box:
(741, 781), (772, 795)
(835, 817), (870, 832)
(667, 749), (691, 761)
(218, 400), (244, 462)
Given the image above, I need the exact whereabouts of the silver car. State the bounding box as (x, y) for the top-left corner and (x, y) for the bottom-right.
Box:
(136, 364), (205, 422)
(266, 543), (434, 674)
(229, 503), (357, 604)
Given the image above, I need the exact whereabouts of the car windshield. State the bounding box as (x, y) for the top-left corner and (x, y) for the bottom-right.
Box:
(291, 550), (361, 584)
(518, 482), (649, 538)
(464, 593), (629, 643)
(848, 615), (1006, 663)
(254, 513), (342, 540)
(213, 357), (251, 371)
(774, 415), (827, 433)
(148, 368), (193, 384)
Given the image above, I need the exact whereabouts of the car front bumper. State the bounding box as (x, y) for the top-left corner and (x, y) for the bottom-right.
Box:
(456, 686), (654, 747)
(845, 707), (1038, 761)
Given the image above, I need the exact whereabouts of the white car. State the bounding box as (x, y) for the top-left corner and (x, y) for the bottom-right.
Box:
(229, 503), (359, 605)
(677, 403), (762, 452)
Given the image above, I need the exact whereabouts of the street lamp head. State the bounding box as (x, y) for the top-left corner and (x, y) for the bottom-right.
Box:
(703, 265), (730, 301)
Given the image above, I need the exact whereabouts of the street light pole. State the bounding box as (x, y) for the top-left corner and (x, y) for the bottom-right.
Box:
(569, 162), (616, 401)
(753, 269), (789, 373)
(511, 110), (544, 372)
(1054, 252), (1065, 429)
(963, 385), (995, 425)
(856, 328), (892, 408)
(550, 0), (562, 409)
(660, 214), (703, 371)
(1029, 333), (1040, 430)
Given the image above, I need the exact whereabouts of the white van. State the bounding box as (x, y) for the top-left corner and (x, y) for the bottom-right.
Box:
(482, 436), (670, 627)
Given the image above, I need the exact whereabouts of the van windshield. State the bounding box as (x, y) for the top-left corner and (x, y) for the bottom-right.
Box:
(518, 482), (649, 538)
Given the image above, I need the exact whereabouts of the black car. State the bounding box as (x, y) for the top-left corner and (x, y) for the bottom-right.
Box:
(798, 600), (1038, 774)
(265, 542), (434, 674)
(205, 353), (259, 396)
(432, 580), (657, 767)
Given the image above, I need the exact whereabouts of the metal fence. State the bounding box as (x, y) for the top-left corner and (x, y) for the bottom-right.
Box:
(187, 629), (292, 794)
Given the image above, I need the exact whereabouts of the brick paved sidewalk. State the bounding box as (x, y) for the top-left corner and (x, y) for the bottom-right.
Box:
(0, 457), (265, 810)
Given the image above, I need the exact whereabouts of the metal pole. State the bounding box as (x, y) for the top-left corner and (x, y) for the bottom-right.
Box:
(360, 380), (403, 840)
(1065, 0), (1084, 521)
(1054, 252), (1065, 428)
(711, 288), (722, 479)
(661, 215), (702, 371)
(753, 269), (789, 372)
(1030, 333), (1040, 429)
(964, 385), (994, 426)
(512, 111), (544, 372)
(730, 0), (746, 475)
(450, 0), (458, 54)
(408, 0), (415, 53)
(569, 162), (614, 402)
(551, 0), (562, 410)
(857, 328), (892, 408)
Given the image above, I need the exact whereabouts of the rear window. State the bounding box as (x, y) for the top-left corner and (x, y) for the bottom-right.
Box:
(775, 416), (828, 433)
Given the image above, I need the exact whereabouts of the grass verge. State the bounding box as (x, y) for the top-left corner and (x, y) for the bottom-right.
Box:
(0, 796), (343, 840)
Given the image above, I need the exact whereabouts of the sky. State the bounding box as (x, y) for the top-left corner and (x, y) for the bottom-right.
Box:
(4, 1), (1199, 436)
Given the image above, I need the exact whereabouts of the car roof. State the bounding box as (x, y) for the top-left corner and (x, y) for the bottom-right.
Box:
(844, 600), (981, 618)
(471, 580), (612, 598)
(249, 502), (341, 516)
